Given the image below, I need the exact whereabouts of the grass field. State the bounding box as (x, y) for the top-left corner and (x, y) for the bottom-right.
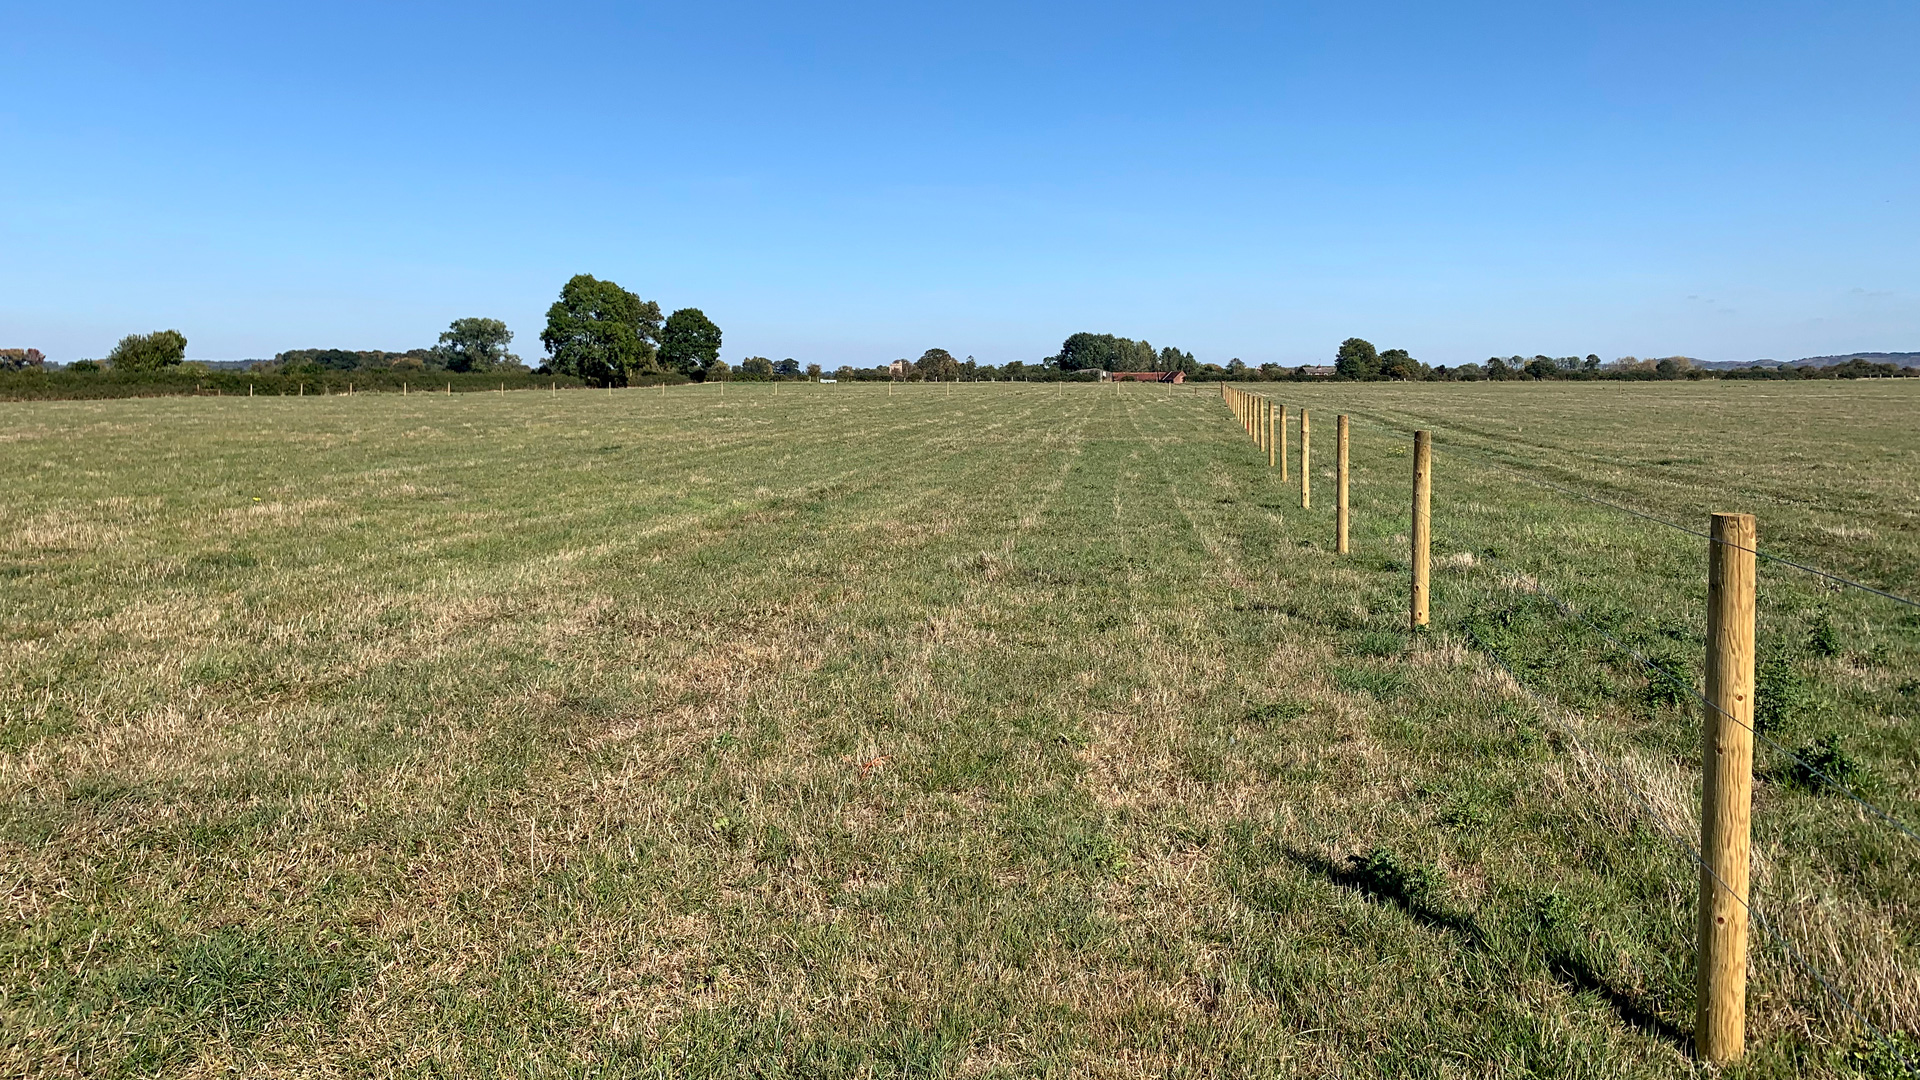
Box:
(2, 380), (1916, 1078)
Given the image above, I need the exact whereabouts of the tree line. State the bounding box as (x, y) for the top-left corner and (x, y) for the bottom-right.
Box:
(1261, 338), (1919, 382)
(20, 304), (1916, 387)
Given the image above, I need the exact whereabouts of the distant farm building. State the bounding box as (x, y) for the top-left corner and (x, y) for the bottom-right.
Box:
(1, 348), (46, 371)
(1299, 365), (1336, 378)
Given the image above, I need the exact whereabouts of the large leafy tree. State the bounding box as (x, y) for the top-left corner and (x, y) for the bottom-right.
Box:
(433, 317), (520, 372)
(1053, 332), (1119, 372)
(917, 348), (960, 380)
(1055, 332), (1179, 372)
(1334, 337), (1381, 380)
(540, 275), (662, 386)
(658, 308), (723, 378)
(106, 330), (188, 371)
(1380, 348), (1427, 381)
(1157, 345), (1198, 374)
(740, 356), (775, 379)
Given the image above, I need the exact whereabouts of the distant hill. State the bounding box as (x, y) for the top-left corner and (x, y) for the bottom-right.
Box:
(1794, 352), (1920, 367)
(1691, 352), (1919, 370)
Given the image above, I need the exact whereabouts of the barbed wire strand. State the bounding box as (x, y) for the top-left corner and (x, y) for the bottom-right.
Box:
(1215, 393), (1920, 1065)
(1321, 405), (1919, 611)
(1458, 547), (1920, 846)
(1470, 624), (1920, 1075)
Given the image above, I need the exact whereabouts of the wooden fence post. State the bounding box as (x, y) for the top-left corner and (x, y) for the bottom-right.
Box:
(1696, 512), (1757, 1064)
(1411, 430), (1430, 628)
(1267, 401), (1276, 468)
(1279, 405), (1289, 481)
(1336, 414), (1350, 554)
(1299, 409), (1311, 508)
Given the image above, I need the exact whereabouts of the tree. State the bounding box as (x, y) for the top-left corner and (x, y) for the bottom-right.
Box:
(1584, 354), (1601, 373)
(704, 357), (731, 381)
(106, 330), (188, 372)
(740, 356), (775, 379)
(805, 362), (822, 380)
(540, 274), (662, 386)
(774, 358), (801, 378)
(1054, 332), (1120, 372)
(1334, 338), (1380, 380)
(1226, 358), (1249, 376)
(918, 348), (960, 381)
(433, 317), (519, 372)
(1486, 356), (1513, 380)
(0, 348), (45, 370)
(659, 308), (722, 378)
(1158, 346), (1198, 375)
(1380, 348), (1425, 380)
(1523, 356), (1560, 380)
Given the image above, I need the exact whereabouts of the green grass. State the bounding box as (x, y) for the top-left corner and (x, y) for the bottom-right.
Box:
(1, 379), (1916, 1077)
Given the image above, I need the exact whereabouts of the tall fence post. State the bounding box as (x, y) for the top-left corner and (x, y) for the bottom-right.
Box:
(1267, 401), (1276, 468)
(1336, 414), (1350, 554)
(1280, 405), (1288, 481)
(1299, 409), (1311, 508)
(1696, 512), (1757, 1064)
(1411, 430), (1430, 628)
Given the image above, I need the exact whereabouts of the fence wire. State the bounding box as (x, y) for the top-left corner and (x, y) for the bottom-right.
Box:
(1471, 622), (1920, 1076)
(1211, 392), (1920, 1067)
(1322, 402), (1919, 611)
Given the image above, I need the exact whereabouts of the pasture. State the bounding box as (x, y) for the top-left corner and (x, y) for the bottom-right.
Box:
(2, 380), (1916, 1077)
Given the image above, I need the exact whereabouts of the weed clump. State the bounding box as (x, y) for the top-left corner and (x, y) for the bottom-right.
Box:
(1334, 667), (1406, 700)
(1785, 734), (1865, 793)
(1352, 631), (1406, 658)
(1808, 615), (1841, 658)
(1346, 848), (1443, 906)
(1070, 831), (1129, 877)
(1755, 653), (1819, 735)
(1245, 699), (1309, 725)
(1637, 648), (1693, 710)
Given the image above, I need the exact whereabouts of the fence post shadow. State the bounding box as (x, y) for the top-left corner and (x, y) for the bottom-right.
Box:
(1281, 846), (1689, 1054)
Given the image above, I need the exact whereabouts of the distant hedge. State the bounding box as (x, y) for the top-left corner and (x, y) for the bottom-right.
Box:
(0, 369), (695, 401)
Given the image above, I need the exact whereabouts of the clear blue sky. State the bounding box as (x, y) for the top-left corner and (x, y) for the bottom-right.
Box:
(3, 1), (1916, 367)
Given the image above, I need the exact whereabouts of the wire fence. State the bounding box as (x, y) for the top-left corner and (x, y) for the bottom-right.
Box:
(1213, 384), (1920, 1071)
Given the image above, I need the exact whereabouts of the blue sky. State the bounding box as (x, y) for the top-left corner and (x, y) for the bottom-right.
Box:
(2, 1), (1916, 367)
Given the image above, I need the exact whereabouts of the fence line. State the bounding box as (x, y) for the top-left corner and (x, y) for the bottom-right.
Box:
(1471, 620), (1920, 1076)
(1211, 385), (1919, 1065)
(1320, 402), (1919, 611)
(1474, 559), (1920, 846)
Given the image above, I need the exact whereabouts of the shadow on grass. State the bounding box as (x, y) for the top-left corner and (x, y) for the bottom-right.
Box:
(1283, 847), (1689, 1053)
